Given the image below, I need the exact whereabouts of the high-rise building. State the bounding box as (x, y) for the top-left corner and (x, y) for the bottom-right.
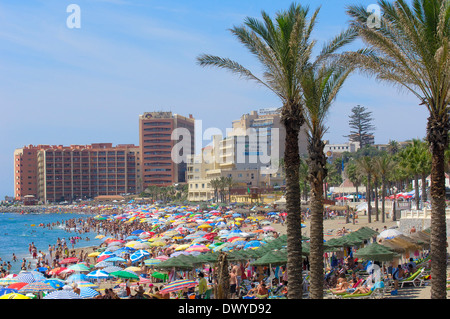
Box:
(14, 143), (141, 203)
(139, 111), (195, 188)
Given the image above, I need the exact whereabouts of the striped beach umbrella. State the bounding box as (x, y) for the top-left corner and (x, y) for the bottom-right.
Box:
(67, 263), (91, 272)
(159, 280), (198, 294)
(15, 272), (36, 284)
(19, 282), (56, 294)
(43, 290), (82, 299)
(102, 266), (123, 274)
(78, 287), (100, 299)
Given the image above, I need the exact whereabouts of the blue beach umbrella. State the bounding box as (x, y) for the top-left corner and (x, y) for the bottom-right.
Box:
(130, 250), (150, 263)
(40, 279), (65, 289)
(131, 230), (145, 235)
(0, 288), (18, 296)
(78, 287), (100, 299)
(65, 273), (89, 283)
(244, 240), (264, 249)
(43, 290), (82, 299)
(87, 269), (111, 279)
(15, 272), (36, 284)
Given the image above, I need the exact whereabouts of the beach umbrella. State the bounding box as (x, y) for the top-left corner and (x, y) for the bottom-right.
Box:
(131, 229), (145, 235)
(0, 278), (19, 286)
(130, 250), (150, 263)
(151, 271), (169, 281)
(102, 266), (123, 274)
(186, 244), (210, 253)
(378, 228), (403, 240)
(59, 257), (79, 264)
(0, 293), (30, 299)
(65, 273), (89, 283)
(94, 261), (114, 268)
(15, 272), (36, 284)
(87, 269), (111, 279)
(76, 281), (99, 288)
(103, 256), (126, 263)
(0, 288), (18, 296)
(88, 252), (101, 258)
(110, 270), (140, 280)
(7, 282), (28, 290)
(159, 279), (198, 294)
(144, 258), (161, 266)
(244, 240), (264, 250)
(43, 290), (82, 299)
(39, 279), (65, 289)
(67, 264), (91, 272)
(354, 243), (400, 262)
(18, 281), (56, 294)
(132, 242), (152, 250)
(78, 287), (100, 299)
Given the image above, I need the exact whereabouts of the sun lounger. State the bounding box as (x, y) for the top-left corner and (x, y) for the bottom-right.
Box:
(341, 281), (385, 299)
(399, 268), (424, 288)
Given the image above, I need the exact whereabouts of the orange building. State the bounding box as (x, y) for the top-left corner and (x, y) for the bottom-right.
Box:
(139, 112), (195, 188)
(14, 143), (141, 203)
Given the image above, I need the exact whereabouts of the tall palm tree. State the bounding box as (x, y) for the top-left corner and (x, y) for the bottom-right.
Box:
(299, 157), (309, 201)
(344, 160), (362, 202)
(346, 0), (450, 298)
(374, 154), (395, 223)
(197, 3), (322, 298)
(356, 156), (374, 223)
(398, 139), (424, 208)
(301, 57), (355, 299)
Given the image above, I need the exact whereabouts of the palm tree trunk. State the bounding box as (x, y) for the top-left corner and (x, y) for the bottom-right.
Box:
(414, 174), (420, 209)
(381, 178), (386, 223)
(307, 137), (326, 299)
(374, 179), (379, 221)
(427, 116), (448, 299)
(282, 106), (303, 299)
(367, 175), (372, 223)
(421, 173), (427, 203)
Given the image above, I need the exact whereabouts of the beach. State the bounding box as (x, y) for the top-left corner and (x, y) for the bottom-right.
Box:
(1, 203), (447, 299)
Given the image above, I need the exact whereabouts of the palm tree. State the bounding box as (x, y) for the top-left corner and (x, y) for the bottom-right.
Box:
(346, 0), (450, 298)
(374, 154), (395, 223)
(301, 56), (355, 299)
(344, 160), (362, 202)
(398, 139), (424, 209)
(210, 178), (220, 202)
(197, 3), (322, 298)
(224, 176), (235, 203)
(299, 158), (309, 201)
(356, 156), (374, 223)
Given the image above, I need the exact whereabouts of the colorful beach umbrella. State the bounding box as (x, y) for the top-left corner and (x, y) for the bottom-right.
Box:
(159, 280), (198, 294)
(0, 293), (30, 299)
(19, 281), (56, 294)
(43, 290), (82, 299)
(67, 263), (91, 272)
(0, 288), (18, 296)
(78, 287), (100, 299)
(0, 278), (19, 286)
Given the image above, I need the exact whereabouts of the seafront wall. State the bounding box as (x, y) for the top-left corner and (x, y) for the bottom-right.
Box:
(398, 208), (450, 233)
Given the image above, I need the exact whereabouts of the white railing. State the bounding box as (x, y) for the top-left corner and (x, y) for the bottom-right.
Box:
(401, 208), (450, 219)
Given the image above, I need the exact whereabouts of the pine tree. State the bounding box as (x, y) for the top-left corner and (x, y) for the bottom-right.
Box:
(346, 105), (375, 149)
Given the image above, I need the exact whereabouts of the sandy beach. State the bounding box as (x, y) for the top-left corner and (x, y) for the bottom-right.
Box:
(62, 210), (449, 299)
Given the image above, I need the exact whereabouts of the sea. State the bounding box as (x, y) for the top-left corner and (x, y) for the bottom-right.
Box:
(0, 211), (104, 274)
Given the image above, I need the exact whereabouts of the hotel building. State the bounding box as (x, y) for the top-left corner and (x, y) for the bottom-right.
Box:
(14, 143), (141, 203)
(139, 111), (195, 188)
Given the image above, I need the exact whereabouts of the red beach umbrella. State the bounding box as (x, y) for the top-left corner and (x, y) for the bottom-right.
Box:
(7, 282), (28, 290)
(59, 257), (79, 264)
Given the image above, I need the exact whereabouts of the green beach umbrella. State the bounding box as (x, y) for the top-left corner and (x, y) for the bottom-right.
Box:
(110, 270), (140, 280)
(354, 243), (400, 262)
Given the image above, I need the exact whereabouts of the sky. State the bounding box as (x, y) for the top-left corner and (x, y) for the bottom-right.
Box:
(0, 0), (428, 199)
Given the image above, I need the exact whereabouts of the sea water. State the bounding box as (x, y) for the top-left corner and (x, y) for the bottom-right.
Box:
(0, 212), (103, 274)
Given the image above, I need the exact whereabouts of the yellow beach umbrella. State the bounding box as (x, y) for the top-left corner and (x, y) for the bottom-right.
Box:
(0, 293), (30, 299)
(174, 244), (190, 251)
(125, 241), (141, 248)
(125, 266), (142, 272)
(197, 224), (212, 229)
(95, 235), (105, 239)
(88, 252), (100, 257)
(150, 241), (166, 247)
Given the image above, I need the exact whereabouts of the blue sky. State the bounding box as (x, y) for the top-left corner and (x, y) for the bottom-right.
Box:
(0, 0), (428, 198)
